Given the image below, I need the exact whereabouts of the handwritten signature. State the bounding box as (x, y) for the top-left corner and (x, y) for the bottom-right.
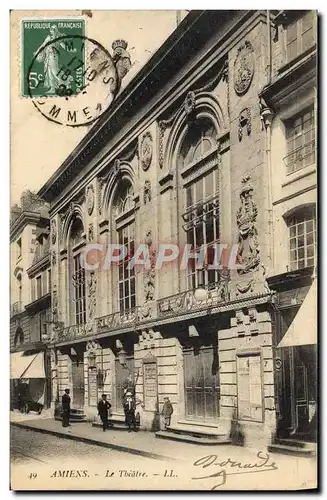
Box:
(192, 451), (278, 490)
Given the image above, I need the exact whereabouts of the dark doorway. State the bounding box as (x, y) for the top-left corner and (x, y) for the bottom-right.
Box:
(183, 345), (219, 422)
(71, 354), (84, 408)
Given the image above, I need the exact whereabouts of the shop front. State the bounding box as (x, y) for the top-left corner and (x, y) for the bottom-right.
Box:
(10, 348), (49, 412)
(268, 269), (317, 443)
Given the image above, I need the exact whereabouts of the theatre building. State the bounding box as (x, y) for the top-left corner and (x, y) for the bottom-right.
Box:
(38, 10), (317, 448)
(10, 191), (52, 411)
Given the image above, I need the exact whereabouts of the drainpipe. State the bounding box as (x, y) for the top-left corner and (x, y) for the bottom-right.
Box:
(266, 10), (272, 85)
(260, 11), (274, 271)
(261, 104), (274, 271)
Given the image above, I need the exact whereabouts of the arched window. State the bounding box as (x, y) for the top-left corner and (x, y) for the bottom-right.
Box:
(69, 217), (86, 325)
(17, 274), (22, 306)
(113, 179), (136, 312)
(179, 118), (220, 290)
(287, 205), (316, 271)
(14, 327), (24, 347)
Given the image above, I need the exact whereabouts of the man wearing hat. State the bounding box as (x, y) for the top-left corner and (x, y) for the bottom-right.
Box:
(97, 394), (112, 432)
(123, 390), (138, 432)
(62, 388), (71, 428)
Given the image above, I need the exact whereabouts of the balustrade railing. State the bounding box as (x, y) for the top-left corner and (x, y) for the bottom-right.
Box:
(10, 301), (23, 316)
(284, 139), (315, 175)
(52, 276), (231, 342)
(157, 279), (230, 318)
(96, 308), (139, 334)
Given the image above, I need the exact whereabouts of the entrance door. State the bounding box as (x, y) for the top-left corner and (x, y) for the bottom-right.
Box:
(292, 346), (317, 435)
(114, 357), (134, 413)
(184, 347), (219, 422)
(72, 359), (84, 408)
(278, 345), (317, 440)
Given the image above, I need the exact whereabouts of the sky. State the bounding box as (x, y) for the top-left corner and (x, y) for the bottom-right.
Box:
(11, 10), (188, 205)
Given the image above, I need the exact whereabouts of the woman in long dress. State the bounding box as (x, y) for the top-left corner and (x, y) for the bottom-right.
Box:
(34, 25), (75, 94)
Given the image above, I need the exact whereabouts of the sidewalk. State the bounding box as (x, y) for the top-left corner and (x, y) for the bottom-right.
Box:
(10, 409), (53, 423)
(10, 415), (249, 462)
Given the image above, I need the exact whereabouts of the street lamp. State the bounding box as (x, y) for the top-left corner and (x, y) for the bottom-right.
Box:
(194, 269), (207, 302)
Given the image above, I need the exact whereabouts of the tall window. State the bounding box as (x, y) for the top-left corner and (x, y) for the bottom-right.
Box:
(36, 275), (42, 298)
(180, 118), (220, 290)
(17, 238), (22, 260)
(70, 217), (86, 325)
(288, 206), (316, 271)
(284, 107), (315, 174)
(17, 274), (22, 306)
(47, 269), (52, 294)
(114, 180), (136, 312)
(14, 327), (24, 347)
(39, 310), (47, 338)
(285, 11), (316, 62)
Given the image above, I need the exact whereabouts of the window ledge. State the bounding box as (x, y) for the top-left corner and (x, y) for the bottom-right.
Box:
(278, 45), (316, 76)
(282, 166), (316, 188)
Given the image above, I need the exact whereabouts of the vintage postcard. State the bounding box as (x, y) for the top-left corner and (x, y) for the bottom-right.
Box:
(10, 9), (318, 491)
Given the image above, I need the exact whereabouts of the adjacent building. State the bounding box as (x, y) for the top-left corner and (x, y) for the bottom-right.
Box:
(36, 10), (317, 447)
(10, 190), (52, 411)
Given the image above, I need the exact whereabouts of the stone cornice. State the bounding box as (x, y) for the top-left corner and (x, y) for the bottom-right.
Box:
(39, 10), (264, 213)
(25, 292), (51, 314)
(50, 291), (272, 347)
(26, 254), (50, 278)
(10, 212), (41, 242)
(259, 47), (316, 110)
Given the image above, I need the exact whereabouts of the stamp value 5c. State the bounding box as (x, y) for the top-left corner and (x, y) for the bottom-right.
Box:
(21, 19), (85, 98)
(21, 18), (120, 127)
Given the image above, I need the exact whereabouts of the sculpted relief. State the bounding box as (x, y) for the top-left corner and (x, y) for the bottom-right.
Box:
(236, 175), (260, 275)
(234, 41), (255, 96)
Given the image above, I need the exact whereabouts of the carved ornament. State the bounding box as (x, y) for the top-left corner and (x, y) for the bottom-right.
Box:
(236, 175), (260, 275)
(234, 41), (255, 96)
(86, 185), (95, 215)
(139, 131), (153, 171)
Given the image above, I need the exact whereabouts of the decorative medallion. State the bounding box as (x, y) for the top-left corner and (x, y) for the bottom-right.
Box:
(234, 41), (255, 96)
(139, 131), (153, 171)
(86, 185), (95, 215)
(184, 91), (196, 116)
(51, 219), (57, 245)
(236, 175), (260, 275)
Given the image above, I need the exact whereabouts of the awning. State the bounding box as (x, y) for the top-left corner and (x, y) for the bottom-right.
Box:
(10, 352), (45, 379)
(278, 279), (317, 348)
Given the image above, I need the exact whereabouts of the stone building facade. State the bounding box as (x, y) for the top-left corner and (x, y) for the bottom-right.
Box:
(10, 191), (52, 410)
(38, 10), (317, 446)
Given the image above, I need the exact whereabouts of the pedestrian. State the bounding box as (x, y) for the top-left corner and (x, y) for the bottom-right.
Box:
(62, 388), (71, 428)
(162, 397), (173, 429)
(123, 391), (139, 432)
(97, 394), (111, 432)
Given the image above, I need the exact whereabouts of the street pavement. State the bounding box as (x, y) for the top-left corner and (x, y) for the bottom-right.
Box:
(10, 420), (318, 491)
(11, 425), (151, 466)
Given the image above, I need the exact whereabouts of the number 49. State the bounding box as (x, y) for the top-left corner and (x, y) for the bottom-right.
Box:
(28, 472), (38, 480)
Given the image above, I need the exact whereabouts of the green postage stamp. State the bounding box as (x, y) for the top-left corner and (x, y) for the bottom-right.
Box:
(21, 19), (85, 98)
